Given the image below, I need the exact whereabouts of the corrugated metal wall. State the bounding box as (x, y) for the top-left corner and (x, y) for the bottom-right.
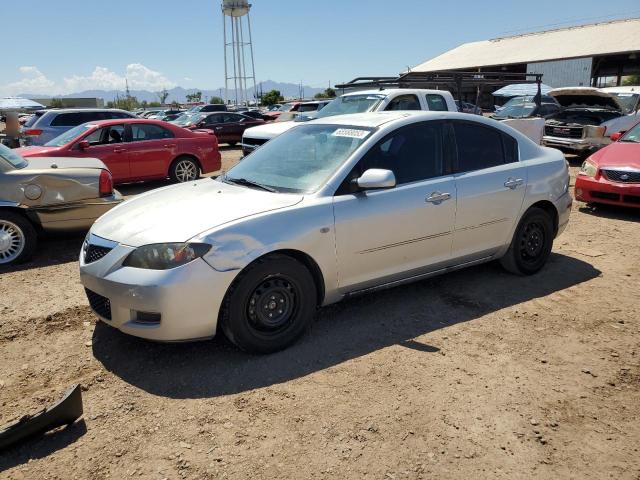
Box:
(527, 57), (592, 87)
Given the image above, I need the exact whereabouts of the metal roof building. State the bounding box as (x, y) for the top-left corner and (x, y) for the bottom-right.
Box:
(407, 18), (640, 106)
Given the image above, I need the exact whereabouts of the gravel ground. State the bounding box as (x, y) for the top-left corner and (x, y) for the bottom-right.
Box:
(0, 149), (639, 480)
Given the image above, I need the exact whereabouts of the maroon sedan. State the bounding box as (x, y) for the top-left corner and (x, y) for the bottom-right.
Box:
(183, 112), (265, 146)
(15, 119), (221, 184)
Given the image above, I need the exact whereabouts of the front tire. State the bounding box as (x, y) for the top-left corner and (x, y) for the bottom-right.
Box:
(500, 207), (554, 275)
(169, 157), (200, 183)
(0, 211), (37, 266)
(220, 254), (317, 354)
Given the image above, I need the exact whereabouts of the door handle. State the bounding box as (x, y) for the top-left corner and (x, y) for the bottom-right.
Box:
(113, 148), (126, 153)
(504, 177), (524, 189)
(425, 192), (451, 205)
(163, 144), (176, 148)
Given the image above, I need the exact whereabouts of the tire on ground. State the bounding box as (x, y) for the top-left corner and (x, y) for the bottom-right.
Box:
(0, 210), (37, 266)
(500, 207), (554, 276)
(220, 254), (317, 354)
(169, 156), (200, 183)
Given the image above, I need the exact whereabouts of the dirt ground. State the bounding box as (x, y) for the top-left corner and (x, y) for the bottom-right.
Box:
(1, 149), (639, 480)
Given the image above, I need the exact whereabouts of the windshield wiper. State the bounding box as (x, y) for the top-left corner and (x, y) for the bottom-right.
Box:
(221, 176), (278, 192)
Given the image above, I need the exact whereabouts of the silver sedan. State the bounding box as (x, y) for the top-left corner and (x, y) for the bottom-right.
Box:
(80, 111), (571, 353)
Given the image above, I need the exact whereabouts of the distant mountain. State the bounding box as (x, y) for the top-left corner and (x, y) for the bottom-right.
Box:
(20, 80), (325, 104)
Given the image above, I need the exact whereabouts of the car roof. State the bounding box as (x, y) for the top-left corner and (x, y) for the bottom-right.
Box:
(80, 118), (177, 127)
(310, 111), (420, 128)
(341, 88), (450, 97)
(42, 108), (132, 114)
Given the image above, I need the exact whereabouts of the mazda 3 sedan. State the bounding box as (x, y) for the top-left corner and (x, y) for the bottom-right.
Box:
(80, 111), (572, 353)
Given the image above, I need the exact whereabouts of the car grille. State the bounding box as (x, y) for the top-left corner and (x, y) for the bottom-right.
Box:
(544, 125), (584, 139)
(84, 244), (112, 264)
(623, 195), (640, 204)
(85, 288), (112, 320)
(602, 169), (640, 183)
(591, 191), (620, 201)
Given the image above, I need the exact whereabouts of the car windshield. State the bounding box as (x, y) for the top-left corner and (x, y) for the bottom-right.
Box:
(279, 103), (295, 112)
(495, 103), (536, 118)
(45, 124), (94, 147)
(620, 122), (640, 143)
(315, 94), (386, 119)
(220, 123), (374, 193)
(611, 93), (640, 114)
(0, 144), (28, 169)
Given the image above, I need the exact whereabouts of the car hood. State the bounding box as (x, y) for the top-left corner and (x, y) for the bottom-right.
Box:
(549, 87), (623, 111)
(91, 179), (303, 247)
(589, 141), (640, 169)
(20, 155), (107, 171)
(243, 121), (297, 140)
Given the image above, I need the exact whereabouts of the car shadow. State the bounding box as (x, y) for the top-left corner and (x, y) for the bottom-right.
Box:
(0, 235), (84, 274)
(578, 203), (640, 223)
(0, 420), (87, 473)
(92, 253), (600, 400)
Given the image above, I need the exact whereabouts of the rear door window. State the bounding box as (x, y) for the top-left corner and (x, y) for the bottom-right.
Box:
(130, 124), (174, 141)
(384, 94), (421, 111)
(452, 121), (518, 172)
(425, 94), (448, 111)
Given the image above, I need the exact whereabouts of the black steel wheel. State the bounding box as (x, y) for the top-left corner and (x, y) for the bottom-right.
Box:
(220, 254), (317, 353)
(500, 207), (554, 275)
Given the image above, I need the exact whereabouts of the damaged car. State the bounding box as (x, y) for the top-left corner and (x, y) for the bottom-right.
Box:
(543, 86), (640, 155)
(0, 144), (121, 265)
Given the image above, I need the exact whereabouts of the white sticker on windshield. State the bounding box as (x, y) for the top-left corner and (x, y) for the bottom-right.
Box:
(332, 128), (370, 139)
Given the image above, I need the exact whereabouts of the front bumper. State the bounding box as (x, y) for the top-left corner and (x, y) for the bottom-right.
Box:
(542, 135), (599, 152)
(79, 237), (238, 341)
(575, 175), (640, 208)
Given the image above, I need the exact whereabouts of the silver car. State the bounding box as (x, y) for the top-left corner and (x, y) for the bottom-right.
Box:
(22, 108), (135, 146)
(80, 111), (572, 353)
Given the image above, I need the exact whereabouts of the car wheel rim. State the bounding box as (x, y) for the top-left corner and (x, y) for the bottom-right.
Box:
(0, 220), (25, 264)
(247, 276), (298, 333)
(175, 161), (198, 182)
(519, 221), (545, 263)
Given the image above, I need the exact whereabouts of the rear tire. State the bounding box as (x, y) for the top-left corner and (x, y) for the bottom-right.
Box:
(169, 157), (200, 183)
(220, 254), (317, 354)
(500, 207), (554, 275)
(0, 211), (37, 266)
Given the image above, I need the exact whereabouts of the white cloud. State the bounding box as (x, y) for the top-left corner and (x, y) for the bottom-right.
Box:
(1, 66), (56, 96)
(0, 64), (176, 97)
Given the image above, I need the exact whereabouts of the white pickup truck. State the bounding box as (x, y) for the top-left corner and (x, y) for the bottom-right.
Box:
(241, 88), (458, 156)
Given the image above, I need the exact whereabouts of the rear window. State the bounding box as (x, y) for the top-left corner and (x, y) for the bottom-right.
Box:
(453, 121), (518, 172)
(24, 111), (44, 128)
(426, 94), (448, 111)
(50, 111), (129, 126)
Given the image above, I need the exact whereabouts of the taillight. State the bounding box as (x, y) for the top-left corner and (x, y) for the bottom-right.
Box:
(24, 129), (43, 136)
(99, 169), (113, 197)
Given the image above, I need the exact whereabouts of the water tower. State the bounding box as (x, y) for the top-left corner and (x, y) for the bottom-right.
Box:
(221, 0), (257, 106)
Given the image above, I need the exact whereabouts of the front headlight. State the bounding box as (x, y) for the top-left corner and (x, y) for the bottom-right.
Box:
(579, 160), (598, 178)
(123, 243), (211, 270)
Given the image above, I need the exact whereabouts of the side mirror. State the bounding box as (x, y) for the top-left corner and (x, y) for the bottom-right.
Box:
(78, 140), (90, 150)
(610, 131), (625, 142)
(353, 169), (396, 191)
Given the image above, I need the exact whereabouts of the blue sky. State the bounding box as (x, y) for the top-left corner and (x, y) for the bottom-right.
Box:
(2, 0), (640, 95)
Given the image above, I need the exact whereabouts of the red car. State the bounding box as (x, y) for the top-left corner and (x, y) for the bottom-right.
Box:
(575, 121), (640, 208)
(182, 112), (265, 146)
(15, 119), (221, 184)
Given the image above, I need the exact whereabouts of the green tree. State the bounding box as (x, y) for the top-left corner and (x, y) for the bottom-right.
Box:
(261, 89), (283, 106)
(622, 74), (640, 86)
(149, 101), (162, 108)
(49, 98), (65, 108)
(157, 89), (170, 104)
(209, 96), (224, 104)
(314, 88), (337, 99)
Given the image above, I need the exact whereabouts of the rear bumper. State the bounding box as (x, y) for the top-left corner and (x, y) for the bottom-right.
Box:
(575, 175), (640, 208)
(200, 151), (222, 175)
